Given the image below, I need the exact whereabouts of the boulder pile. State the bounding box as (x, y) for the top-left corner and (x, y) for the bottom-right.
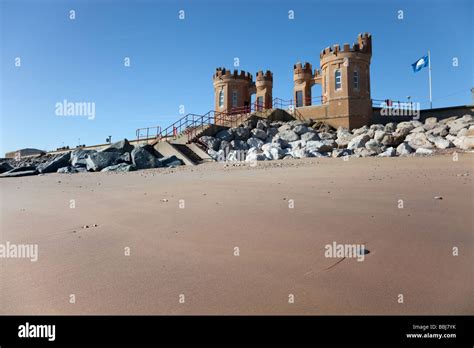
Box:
(199, 115), (474, 162)
(0, 139), (183, 177)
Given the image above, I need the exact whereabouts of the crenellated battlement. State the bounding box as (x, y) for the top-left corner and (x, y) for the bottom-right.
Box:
(256, 70), (273, 81)
(293, 62), (313, 75)
(319, 33), (372, 59)
(213, 67), (253, 82)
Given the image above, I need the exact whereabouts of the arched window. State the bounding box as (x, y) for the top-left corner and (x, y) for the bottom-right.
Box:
(324, 69), (328, 94)
(353, 69), (359, 90)
(335, 69), (342, 90)
(219, 89), (224, 108)
(232, 90), (238, 107)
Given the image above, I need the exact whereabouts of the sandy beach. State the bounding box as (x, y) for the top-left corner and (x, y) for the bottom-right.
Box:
(0, 154), (472, 315)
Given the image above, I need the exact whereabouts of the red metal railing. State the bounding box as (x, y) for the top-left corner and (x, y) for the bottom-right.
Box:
(136, 95), (327, 144)
(136, 126), (161, 142)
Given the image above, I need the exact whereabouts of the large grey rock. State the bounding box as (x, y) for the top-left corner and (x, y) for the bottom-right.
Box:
(306, 140), (335, 152)
(0, 168), (38, 178)
(37, 152), (71, 173)
(318, 132), (334, 140)
(293, 124), (310, 135)
(288, 140), (304, 150)
(353, 148), (377, 157)
(447, 116), (473, 135)
(384, 123), (397, 132)
(415, 148), (434, 156)
(219, 140), (231, 152)
(215, 129), (234, 142)
(71, 149), (96, 167)
(266, 127), (278, 138)
(457, 136), (474, 150)
(365, 139), (383, 154)
(396, 121), (415, 133)
(393, 126), (411, 139)
(396, 142), (414, 156)
(336, 128), (354, 147)
(438, 116), (459, 125)
(332, 149), (353, 158)
(378, 147), (396, 157)
(256, 119), (269, 130)
(410, 126), (425, 133)
(427, 125), (448, 137)
(370, 124), (384, 131)
(430, 136), (452, 149)
(347, 134), (370, 150)
(233, 127), (250, 141)
(278, 124), (292, 133)
(230, 139), (248, 151)
(251, 128), (267, 140)
(200, 136), (221, 151)
(158, 155), (183, 167)
(373, 130), (386, 143)
(57, 166), (80, 173)
(0, 162), (14, 174)
(247, 137), (264, 150)
(352, 125), (369, 136)
(424, 117), (438, 130)
(101, 139), (134, 153)
(448, 121), (469, 136)
(117, 152), (132, 164)
(263, 146), (284, 160)
(291, 148), (311, 158)
(272, 137), (290, 149)
(86, 151), (123, 171)
(245, 148), (266, 162)
(279, 130), (300, 142)
(301, 132), (320, 142)
(405, 132), (434, 149)
(101, 163), (136, 172)
(131, 146), (162, 170)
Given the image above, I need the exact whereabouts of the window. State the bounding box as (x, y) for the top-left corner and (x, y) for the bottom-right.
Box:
(257, 96), (264, 111)
(232, 90), (238, 107)
(219, 89), (224, 108)
(353, 69), (359, 90)
(324, 69), (327, 94)
(335, 70), (342, 90)
(296, 91), (303, 107)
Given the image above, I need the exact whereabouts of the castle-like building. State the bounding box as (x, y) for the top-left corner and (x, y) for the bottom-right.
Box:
(212, 33), (373, 129)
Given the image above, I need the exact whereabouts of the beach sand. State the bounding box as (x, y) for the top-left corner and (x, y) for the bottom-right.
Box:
(0, 154), (472, 314)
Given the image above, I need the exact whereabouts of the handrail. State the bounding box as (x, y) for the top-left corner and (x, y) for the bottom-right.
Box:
(136, 95), (327, 144)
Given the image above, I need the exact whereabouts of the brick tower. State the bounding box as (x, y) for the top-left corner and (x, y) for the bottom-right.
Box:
(320, 33), (372, 128)
(255, 70), (273, 110)
(292, 33), (373, 129)
(212, 67), (273, 113)
(213, 68), (254, 113)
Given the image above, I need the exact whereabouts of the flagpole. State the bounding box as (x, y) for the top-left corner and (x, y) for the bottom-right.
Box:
(428, 50), (432, 109)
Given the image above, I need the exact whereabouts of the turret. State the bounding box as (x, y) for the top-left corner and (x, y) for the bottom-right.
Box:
(213, 68), (254, 113)
(293, 62), (315, 107)
(255, 70), (273, 109)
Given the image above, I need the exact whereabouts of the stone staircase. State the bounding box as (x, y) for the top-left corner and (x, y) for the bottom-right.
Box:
(143, 107), (297, 166)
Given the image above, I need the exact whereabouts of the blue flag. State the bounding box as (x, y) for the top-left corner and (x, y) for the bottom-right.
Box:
(412, 55), (429, 72)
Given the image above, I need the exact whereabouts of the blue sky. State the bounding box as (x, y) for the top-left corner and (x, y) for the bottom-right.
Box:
(1, 0), (472, 155)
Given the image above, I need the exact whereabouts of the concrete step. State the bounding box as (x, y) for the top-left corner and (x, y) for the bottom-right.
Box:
(154, 141), (196, 166)
(186, 143), (212, 162)
(171, 144), (203, 164)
